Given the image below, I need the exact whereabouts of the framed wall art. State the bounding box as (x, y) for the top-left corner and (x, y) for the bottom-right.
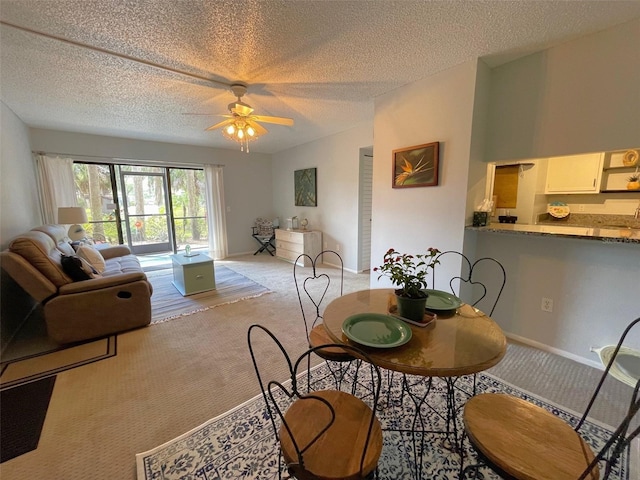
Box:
(392, 142), (439, 188)
(294, 167), (317, 206)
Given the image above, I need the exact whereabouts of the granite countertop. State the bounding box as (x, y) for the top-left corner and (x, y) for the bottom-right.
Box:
(467, 223), (640, 243)
(467, 212), (640, 244)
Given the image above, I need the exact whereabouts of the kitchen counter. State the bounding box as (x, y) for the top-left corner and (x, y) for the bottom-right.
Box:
(466, 222), (640, 244)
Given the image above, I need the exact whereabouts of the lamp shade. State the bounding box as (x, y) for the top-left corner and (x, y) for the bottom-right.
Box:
(57, 207), (88, 224)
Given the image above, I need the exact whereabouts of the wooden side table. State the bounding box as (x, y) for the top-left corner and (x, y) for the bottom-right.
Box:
(170, 253), (216, 296)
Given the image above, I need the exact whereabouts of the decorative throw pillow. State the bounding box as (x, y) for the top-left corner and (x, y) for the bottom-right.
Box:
(76, 245), (106, 274)
(69, 240), (86, 252)
(60, 254), (98, 281)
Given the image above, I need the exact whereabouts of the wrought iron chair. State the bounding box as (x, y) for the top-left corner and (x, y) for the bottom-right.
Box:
(247, 324), (383, 480)
(293, 250), (359, 391)
(392, 250), (507, 442)
(431, 250), (506, 316)
(461, 316), (640, 480)
(252, 217), (276, 256)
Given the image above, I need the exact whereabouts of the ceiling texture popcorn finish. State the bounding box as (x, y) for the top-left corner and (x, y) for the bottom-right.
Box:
(1, 1), (640, 154)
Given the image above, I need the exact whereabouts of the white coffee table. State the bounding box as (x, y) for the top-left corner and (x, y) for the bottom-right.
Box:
(170, 253), (216, 296)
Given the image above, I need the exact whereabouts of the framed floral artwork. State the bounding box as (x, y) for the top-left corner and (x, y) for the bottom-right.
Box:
(294, 168), (317, 206)
(392, 142), (439, 188)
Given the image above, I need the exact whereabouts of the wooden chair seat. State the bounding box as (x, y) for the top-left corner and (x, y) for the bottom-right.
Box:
(309, 324), (354, 362)
(463, 393), (599, 480)
(280, 389), (383, 480)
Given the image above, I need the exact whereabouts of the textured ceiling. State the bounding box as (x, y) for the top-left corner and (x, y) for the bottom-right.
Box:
(2, 1), (640, 154)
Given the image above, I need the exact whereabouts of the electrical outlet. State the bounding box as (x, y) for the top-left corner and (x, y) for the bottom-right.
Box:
(324, 241), (328, 248)
(541, 297), (553, 312)
(336, 243), (341, 252)
(578, 204), (586, 212)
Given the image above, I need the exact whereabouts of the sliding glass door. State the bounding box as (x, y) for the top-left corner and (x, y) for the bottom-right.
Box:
(72, 162), (208, 256)
(118, 167), (172, 255)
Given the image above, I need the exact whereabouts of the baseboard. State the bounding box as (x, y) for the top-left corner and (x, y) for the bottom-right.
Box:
(505, 332), (603, 370)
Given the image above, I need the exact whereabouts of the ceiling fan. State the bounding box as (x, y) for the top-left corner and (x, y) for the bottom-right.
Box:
(204, 83), (294, 152)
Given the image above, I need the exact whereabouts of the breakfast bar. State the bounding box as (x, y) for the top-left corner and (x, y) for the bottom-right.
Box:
(466, 222), (640, 244)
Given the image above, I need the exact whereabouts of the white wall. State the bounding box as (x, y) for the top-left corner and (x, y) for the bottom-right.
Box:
(371, 60), (480, 287)
(473, 19), (640, 364)
(29, 129), (274, 255)
(0, 102), (41, 249)
(271, 122), (373, 272)
(486, 18), (640, 162)
(470, 231), (640, 366)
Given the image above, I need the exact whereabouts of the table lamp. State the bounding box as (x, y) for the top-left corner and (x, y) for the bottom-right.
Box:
(58, 207), (88, 241)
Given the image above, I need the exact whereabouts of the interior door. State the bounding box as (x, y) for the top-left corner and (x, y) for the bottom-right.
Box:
(120, 170), (173, 255)
(358, 149), (373, 272)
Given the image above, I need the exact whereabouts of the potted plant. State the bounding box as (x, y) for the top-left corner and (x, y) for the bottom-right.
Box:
(374, 247), (440, 321)
(627, 173), (640, 191)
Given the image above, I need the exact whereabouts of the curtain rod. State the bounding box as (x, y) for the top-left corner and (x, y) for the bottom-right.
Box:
(33, 151), (224, 168)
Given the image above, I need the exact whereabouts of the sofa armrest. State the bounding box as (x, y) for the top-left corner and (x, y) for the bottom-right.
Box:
(98, 245), (132, 260)
(45, 280), (152, 343)
(0, 251), (58, 302)
(58, 272), (148, 294)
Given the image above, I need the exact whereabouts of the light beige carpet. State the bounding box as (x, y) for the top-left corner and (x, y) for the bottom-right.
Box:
(0, 335), (116, 390)
(148, 264), (272, 323)
(0, 254), (635, 480)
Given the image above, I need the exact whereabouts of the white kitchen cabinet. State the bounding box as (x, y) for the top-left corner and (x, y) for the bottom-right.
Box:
(544, 152), (604, 194)
(275, 229), (322, 266)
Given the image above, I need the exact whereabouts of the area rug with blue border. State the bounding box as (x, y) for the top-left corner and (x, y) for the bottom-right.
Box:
(136, 363), (635, 480)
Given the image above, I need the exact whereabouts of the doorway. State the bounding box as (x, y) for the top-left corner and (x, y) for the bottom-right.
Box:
(119, 168), (172, 255)
(358, 147), (373, 272)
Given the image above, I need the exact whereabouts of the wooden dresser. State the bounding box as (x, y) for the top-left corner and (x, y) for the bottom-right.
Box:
(275, 229), (322, 266)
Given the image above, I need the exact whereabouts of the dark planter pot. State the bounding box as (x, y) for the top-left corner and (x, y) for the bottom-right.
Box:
(395, 292), (428, 322)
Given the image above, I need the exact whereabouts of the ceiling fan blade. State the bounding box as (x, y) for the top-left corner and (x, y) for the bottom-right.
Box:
(231, 103), (254, 116)
(183, 113), (234, 117)
(252, 115), (294, 126)
(205, 119), (234, 131)
(247, 119), (268, 137)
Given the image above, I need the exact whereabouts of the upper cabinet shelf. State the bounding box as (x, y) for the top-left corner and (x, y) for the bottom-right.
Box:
(603, 166), (638, 171)
(601, 149), (640, 192)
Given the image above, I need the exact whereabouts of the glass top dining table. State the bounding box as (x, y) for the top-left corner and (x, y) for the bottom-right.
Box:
(322, 288), (507, 377)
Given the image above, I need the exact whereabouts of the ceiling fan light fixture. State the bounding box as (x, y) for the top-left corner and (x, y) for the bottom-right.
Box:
(221, 119), (260, 152)
(202, 82), (292, 153)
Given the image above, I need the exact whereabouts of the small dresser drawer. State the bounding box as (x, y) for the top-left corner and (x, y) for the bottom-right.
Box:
(276, 239), (304, 254)
(275, 229), (304, 244)
(276, 248), (304, 263)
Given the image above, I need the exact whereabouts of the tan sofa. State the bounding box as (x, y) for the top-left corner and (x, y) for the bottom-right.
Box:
(0, 225), (152, 343)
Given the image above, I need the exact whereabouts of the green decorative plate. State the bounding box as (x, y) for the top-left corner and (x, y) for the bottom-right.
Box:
(421, 289), (463, 312)
(341, 313), (412, 348)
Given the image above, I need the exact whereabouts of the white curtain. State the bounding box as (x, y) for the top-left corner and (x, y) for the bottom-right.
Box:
(204, 165), (228, 260)
(35, 154), (77, 223)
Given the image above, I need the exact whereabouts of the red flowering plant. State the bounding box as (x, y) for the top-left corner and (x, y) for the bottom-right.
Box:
(373, 247), (441, 299)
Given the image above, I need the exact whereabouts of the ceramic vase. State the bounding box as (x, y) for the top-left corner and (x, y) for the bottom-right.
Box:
(395, 293), (428, 322)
